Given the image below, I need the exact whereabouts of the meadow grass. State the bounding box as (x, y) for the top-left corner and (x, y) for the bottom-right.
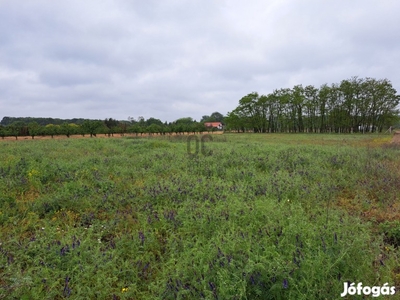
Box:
(0, 133), (399, 299)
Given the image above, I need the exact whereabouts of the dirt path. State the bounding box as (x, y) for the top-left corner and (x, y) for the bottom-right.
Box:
(392, 131), (400, 144)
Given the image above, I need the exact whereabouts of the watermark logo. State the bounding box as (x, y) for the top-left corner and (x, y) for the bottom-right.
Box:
(187, 134), (213, 157)
(341, 282), (395, 297)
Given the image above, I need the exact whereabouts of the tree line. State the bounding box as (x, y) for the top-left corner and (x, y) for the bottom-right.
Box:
(225, 77), (400, 133)
(0, 117), (89, 126)
(0, 114), (225, 140)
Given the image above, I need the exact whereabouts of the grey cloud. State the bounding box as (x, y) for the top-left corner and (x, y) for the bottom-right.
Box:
(1, 0), (399, 122)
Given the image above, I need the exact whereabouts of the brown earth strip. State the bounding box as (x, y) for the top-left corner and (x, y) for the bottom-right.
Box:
(392, 130), (400, 144)
(0, 131), (223, 141)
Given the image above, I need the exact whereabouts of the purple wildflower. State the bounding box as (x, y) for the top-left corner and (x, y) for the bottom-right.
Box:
(283, 278), (288, 289)
(139, 232), (145, 245)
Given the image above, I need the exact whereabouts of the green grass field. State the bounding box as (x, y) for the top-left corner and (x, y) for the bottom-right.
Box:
(1, 133), (400, 299)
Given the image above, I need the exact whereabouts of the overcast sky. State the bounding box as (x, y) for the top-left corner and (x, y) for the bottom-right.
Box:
(1, 0), (399, 122)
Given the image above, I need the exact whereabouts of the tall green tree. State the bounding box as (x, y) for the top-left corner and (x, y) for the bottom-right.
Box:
(82, 120), (103, 137)
(0, 125), (9, 139)
(61, 123), (78, 138)
(9, 121), (26, 139)
(44, 124), (60, 138)
(28, 122), (41, 139)
(104, 118), (119, 137)
(304, 85), (319, 132)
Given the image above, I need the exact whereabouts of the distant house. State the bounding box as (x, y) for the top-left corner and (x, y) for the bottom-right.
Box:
(204, 122), (223, 130)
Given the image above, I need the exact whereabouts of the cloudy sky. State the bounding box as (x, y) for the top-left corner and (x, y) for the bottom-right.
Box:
(1, 0), (399, 122)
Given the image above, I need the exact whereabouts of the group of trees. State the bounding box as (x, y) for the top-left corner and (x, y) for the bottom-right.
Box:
(0, 117), (88, 126)
(225, 77), (400, 133)
(3, 77), (398, 139)
(0, 120), (103, 139)
(200, 112), (225, 123)
(0, 115), (224, 140)
(126, 117), (214, 136)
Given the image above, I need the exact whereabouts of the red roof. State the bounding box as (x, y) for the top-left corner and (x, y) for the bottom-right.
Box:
(204, 122), (222, 127)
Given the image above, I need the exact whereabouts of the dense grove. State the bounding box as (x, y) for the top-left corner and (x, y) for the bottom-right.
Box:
(225, 77), (400, 133)
(0, 133), (399, 299)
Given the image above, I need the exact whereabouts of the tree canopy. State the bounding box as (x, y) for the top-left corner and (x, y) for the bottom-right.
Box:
(225, 77), (400, 133)
(200, 112), (225, 123)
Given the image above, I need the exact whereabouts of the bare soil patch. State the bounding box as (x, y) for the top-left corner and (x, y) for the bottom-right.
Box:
(392, 130), (400, 144)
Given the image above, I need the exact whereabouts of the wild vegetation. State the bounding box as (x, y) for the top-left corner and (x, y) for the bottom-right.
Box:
(0, 133), (399, 299)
